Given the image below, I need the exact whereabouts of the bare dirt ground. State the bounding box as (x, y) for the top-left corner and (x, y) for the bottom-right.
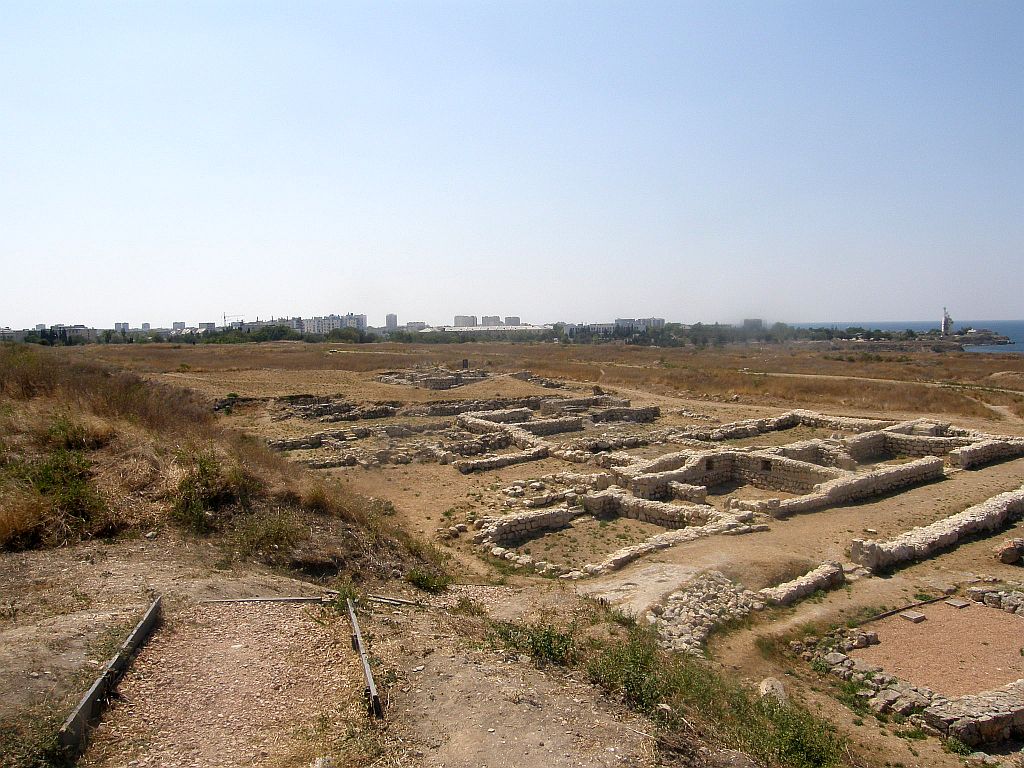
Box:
(0, 535), (323, 724)
(851, 601), (1024, 697)
(370, 587), (660, 768)
(80, 602), (361, 768)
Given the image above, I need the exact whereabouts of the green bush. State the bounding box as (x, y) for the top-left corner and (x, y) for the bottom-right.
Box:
(492, 620), (577, 666)
(22, 449), (102, 525)
(405, 567), (452, 593)
(943, 736), (972, 756)
(172, 450), (229, 533)
(235, 508), (302, 556)
(587, 626), (667, 711)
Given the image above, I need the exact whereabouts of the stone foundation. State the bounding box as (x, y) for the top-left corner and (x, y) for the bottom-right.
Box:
(850, 484), (1024, 571)
(759, 562), (845, 606)
(767, 457), (944, 518)
(591, 406), (661, 423)
(949, 439), (1024, 469)
(454, 445), (549, 474)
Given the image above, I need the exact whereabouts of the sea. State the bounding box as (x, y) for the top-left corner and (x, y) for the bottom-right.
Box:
(791, 320), (1024, 355)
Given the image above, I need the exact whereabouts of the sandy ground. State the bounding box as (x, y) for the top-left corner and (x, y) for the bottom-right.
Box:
(80, 602), (360, 768)
(851, 601), (1024, 697)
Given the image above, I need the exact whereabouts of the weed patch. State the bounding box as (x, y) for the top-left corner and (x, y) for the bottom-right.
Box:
(405, 567), (452, 592)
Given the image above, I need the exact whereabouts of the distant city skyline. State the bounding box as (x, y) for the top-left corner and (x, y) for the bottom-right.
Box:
(4, 307), (1019, 334)
(2, 2), (1021, 328)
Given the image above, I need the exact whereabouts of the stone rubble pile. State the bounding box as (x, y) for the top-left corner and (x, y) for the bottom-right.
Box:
(758, 561), (845, 606)
(648, 571), (765, 655)
(508, 370), (564, 388)
(850, 484), (1024, 571)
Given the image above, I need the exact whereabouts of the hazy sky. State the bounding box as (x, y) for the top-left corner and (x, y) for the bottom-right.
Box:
(2, 1), (1021, 329)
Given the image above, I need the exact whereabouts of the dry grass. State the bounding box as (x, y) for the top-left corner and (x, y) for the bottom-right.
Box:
(0, 344), (411, 578)
(56, 340), (1024, 419)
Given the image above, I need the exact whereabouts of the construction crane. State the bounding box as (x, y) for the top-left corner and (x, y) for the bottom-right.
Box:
(223, 313), (244, 328)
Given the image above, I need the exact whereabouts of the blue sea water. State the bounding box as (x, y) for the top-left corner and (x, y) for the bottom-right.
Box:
(791, 320), (1024, 355)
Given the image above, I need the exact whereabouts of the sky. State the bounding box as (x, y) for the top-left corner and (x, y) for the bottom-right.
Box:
(1, 1), (1021, 329)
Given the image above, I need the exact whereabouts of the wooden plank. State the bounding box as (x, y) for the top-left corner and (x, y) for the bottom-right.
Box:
(199, 596), (328, 605)
(346, 598), (384, 718)
(58, 595), (163, 754)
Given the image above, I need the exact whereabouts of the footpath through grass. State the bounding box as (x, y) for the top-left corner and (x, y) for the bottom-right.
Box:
(492, 614), (845, 768)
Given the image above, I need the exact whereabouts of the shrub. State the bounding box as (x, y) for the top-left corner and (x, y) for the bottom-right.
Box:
(405, 567), (452, 593)
(587, 626), (667, 711)
(492, 620), (577, 666)
(172, 449), (229, 533)
(235, 508), (302, 556)
(943, 736), (972, 756)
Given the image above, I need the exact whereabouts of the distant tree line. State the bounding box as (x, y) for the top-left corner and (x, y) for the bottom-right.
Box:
(19, 322), (944, 348)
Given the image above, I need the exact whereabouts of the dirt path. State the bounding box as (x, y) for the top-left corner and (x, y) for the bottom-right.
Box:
(80, 601), (361, 768)
(368, 586), (661, 768)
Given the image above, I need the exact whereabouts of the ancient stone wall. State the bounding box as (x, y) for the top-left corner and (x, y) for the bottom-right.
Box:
(921, 682), (1024, 747)
(454, 445), (549, 474)
(404, 397), (546, 417)
(581, 488), (716, 528)
(667, 482), (708, 503)
(844, 431), (888, 462)
(881, 432), (975, 457)
(762, 439), (851, 468)
(850, 484), (1024, 571)
(759, 562), (845, 606)
(768, 457), (944, 517)
(539, 395), (629, 415)
(472, 408), (533, 423)
(590, 406), (661, 423)
(518, 417), (585, 436)
(948, 439), (1024, 469)
(475, 507), (577, 545)
(621, 450), (844, 499)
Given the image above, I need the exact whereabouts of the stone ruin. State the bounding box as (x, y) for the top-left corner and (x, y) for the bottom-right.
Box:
(645, 563), (845, 655)
(801, 587), (1024, 749)
(376, 365), (489, 390)
(851, 484), (1024, 572)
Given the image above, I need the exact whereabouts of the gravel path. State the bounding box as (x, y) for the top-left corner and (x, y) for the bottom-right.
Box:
(80, 602), (360, 767)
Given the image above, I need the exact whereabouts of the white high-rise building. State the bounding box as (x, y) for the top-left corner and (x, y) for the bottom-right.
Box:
(454, 315), (477, 327)
(385, 313), (398, 330)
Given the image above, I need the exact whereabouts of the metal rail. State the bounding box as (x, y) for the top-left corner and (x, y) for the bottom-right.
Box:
(346, 598), (384, 718)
